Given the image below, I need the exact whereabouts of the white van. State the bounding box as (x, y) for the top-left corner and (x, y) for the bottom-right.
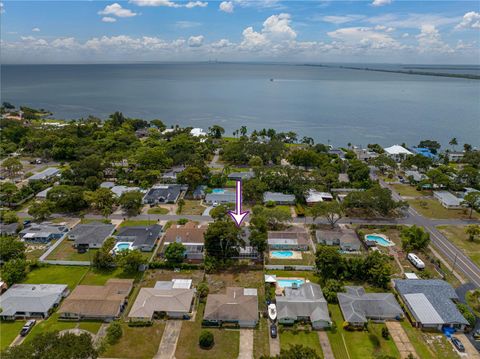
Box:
(407, 253), (425, 269)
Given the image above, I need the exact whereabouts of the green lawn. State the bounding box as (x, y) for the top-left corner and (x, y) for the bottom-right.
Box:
(466, 290), (480, 317)
(327, 305), (400, 359)
(390, 184), (430, 197)
(178, 200), (205, 215)
(24, 265), (89, 290)
(175, 302), (240, 359)
(79, 267), (140, 286)
(408, 198), (479, 220)
(80, 218), (111, 224)
(0, 320), (25, 350)
(119, 220), (157, 227)
(254, 318), (270, 359)
(147, 206), (169, 215)
(78, 321), (102, 334)
(438, 225), (480, 267)
(101, 322), (165, 359)
(23, 314), (77, 343)
(46, 239), (97, 261)
(280, 330), (323, 357)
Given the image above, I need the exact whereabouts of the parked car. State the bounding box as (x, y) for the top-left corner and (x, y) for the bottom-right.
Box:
(451, 337), (465, 352)
(20, 320), (36, 337)
(473, 330), (480, 340)
(23, 219), (31, 226)
(270, 324), (277, 338)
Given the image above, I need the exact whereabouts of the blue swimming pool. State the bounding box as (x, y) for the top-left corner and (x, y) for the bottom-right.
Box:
(277, 279), (305, 288)
(211, 188), (225, 194)
(271, 251), (294, 258)
(113, 242), (134, 252)
(365, 234), (394, 247)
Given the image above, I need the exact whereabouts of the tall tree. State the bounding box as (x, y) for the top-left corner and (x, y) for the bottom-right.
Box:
(310, 201), (344, 228)
(119, 191), (143, 217)
(28, 200), (54, 221)
(465, 225), (480, 242)
(449, 137), (458, 151)
(204, 220), (243, 261)
(0, 236), (26, 262)
(401, 225), (430, 252)
(462, 192), (480, 219)
(2, 157), (23, 178)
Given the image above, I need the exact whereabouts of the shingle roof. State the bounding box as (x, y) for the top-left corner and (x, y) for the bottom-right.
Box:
(276, 282), (330, 324)
(263, 192), (295, 204)
(19, 223), (68, 238)
(337, 286), (403, 324)
(143, 184), (184, 203)
(394, 279), (468, 325)
(228, 172), (254, 180)
(27, 167), (60, 181)
(163, 222), (207, 245)
(268, 230), (309, 246)
(204, 287), (258, 322)
(205, 190), (236, 203)
(116, 225), (162, 247)
(0, 284), (67, 316)
(68, 222), (115, 247)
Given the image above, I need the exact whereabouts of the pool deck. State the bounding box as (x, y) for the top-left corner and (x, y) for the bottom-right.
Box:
(269, 250), (302, 260)
(365, 233), (395, 247)
(275, 277), (306, 295)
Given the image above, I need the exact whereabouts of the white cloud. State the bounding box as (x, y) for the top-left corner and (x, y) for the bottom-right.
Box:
(130, 0), (207, 8)
(367, 13), (459, 29)
(327, 27), (402, 50)
(175, 21), (201, 28)
(321, 15), (365, 25)
(0, 2), (4, 15)
(102, 17), (117, 23)
(188, 35), (204, 47)
(99, 3), (137, 18)
(32, 27), (41, 32)
(219, 1), (233, 13)
(371, 0), (391, 7)
(416, 24), (452, 53)
(455, 11), (480, 30)
(210, 38), (234, 49)
(402, 33), (409, 38)
(374, 25), (394, 32)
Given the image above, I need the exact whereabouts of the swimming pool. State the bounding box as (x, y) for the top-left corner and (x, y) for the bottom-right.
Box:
(112, 242), (134, 253)
(365, 234), (394, 247)
(277, 279), (305, 288)
(211, 188), (225, 194)
(270, 251), (294, 258)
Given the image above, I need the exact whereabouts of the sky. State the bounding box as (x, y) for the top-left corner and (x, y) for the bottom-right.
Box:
(1, 0), (479, 64)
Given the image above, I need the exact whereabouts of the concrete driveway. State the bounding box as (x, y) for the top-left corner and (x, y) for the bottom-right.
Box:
(385, 321), (417, 359)
(238, 329), (253, 359)
(269, 330), (280, 357)
(154, 321), (182, 359)
(453, 334), (480, 358)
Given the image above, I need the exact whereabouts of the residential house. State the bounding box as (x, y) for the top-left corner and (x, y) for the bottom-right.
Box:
(236, 228), (261, 260)
(193, 185), (207, 200)
(19, 223), (69, 243)
(405, 170), (427, 183)
(305, 190), (333, 205)
(276, 282), (331, 329)
(411, 147), (437, 159)
(448, 151), (465, 162)
(337, 286), (403, 327)
(328, 148), (346, 159)
(394, 279), (469, 331)
(143, 184), (185, 205)
(263, 192), (295, 205)
(384, 145), (413, 162)
(0, 222), (19, 236)
(58, 279), (134, 321)
(433, 191), (463, 209)
(204, 189), (236, 205)
(228, 171), (254, 181)
(68, 222), (115, 250)
(162, 222), (207, 261)
(100, 182), (141, 197)
(27, 167), (60, 182)
(315, 228), (361, 252)
(331, 188), (365, 203)
(128, 279), (195, 321)
(115, 224), (162, 252)
(268, 229), (310, 251)
(203, 287), (258, 328)
(36, 187), (52, 200)
(0, 284), (69, 320)
(190, 128), (207, 137)
(161, 166), (186, 182)
(353, 146), (378, 162)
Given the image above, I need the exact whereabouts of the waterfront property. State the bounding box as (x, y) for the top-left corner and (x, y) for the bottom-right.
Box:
(394, 279), (469, 331)
(276, 282), (331, 329)
(0, 284), (69, 320)
(384, 145), (413, 162)
(337, 286), (403, 327)
(305, 190), (333, 205)
(315, 228), (361, 251)
(58, 279), (134, 321)
(203, 287), (258, 328)
(115, 224), (162, 252)
(68, 222), (115, 250)
(27, 167), (60, 182)
(143, 184), (186, 205)
(128, 279), (195, 321)
(204, 188), (236, 205)
(162, 222), (207, 261)
(263, 191), (295, 205)
(268, 229), (310, 251)
(433, 191), (463, 209)
(19, 223), (69, 243)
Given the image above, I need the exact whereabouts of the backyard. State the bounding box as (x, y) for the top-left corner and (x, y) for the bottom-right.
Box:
(46, 239), (96, 261)
(206, 269), (265, 303)
(102, 321), (165, 359)
(175, 302), (240, 359)
(266, 251), (315, 266)
(437, 225), (480, 267)
(23, 265), (89, 290)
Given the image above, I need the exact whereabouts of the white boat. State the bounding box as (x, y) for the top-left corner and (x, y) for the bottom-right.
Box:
(268, 304), (277, 321)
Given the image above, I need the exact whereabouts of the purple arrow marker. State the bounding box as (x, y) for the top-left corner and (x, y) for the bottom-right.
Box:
(228, 179), (249, 227)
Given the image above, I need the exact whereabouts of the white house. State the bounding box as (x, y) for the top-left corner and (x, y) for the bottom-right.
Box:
(384, 145), (413, 162)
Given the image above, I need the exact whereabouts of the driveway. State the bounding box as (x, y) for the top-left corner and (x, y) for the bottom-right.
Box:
(238, 329), (253, 359)
(452, 334), (480, 358)
(154, 320), (182, 359)
(317, 331), (334, 359)
(385, 321), (417, 359)
(269, 331), (280, 357)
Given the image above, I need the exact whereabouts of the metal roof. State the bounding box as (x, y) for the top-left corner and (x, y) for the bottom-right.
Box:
(403, 293), (444, 325)
(28, 167), (59, 181)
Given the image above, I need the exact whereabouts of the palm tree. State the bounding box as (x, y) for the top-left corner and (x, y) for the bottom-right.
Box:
(449, 137), (458, 151)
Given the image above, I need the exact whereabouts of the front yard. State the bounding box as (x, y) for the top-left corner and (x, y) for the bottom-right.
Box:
(0, 320), (25, 350)
(437, 225), (480, 267)
(178, 200), (206, 215)
(408, 198), (479, 220)
(147, 206), (169, 215)
(175, 302), (240, 359)
(280, 330), (323, 357)
(254, 317), (270, 359)
(390, 184), (430, 198)
(102, 321), (165, 359)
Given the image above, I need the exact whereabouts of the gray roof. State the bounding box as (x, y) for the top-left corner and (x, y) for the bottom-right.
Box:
(337, 286), (403, 324)
(0, 284), (67, 316)
(36, 187), (53, 199)
(115, 225), (162, 247)
(68, 222), (115, 246)
(205, 191), (236, 203)
(276, 282), (331, 324)
(405, 170), (426, 182)
(394, 279), (468, 326)
(100, 182), (115, 189)
(434, 191), (462, 207)
(228, 171), (254, 180)
(19, 223), (68, 238)
(263, 192), (295, 204)
(27, 167), (60, 181)
(0, 222), (19, 235)
(143, 184), (184, 203)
